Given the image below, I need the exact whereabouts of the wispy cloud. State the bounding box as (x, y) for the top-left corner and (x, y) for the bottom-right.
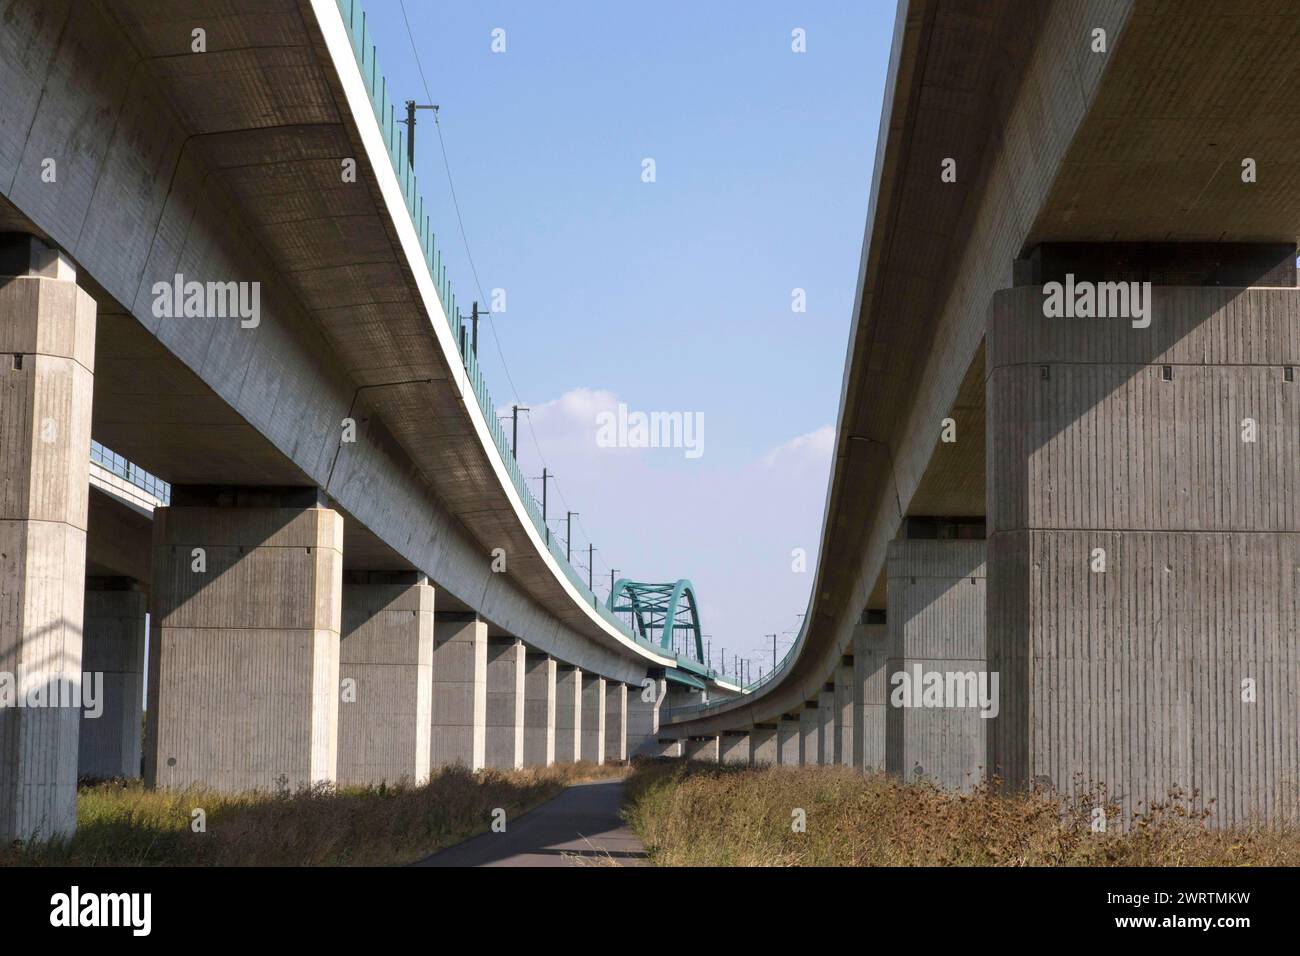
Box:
(505, 388), (831, 663)
(761, 424), (834, 469)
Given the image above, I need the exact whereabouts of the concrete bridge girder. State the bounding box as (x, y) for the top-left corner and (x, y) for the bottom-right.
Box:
(0, 0), (684, 837)
(661, 0), (1300, 827)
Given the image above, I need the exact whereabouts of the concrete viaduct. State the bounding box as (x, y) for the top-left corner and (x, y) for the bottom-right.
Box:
(663, 0), (1300, 827)
(0, 0), (737, 842)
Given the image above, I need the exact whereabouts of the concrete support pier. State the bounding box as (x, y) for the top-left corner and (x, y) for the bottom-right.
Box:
(720, 731), (749, 765)
(777, 715), (801, 765)
(485, 638), (525, 770)
(78, 579), (147, 780)
(627, 673), (665, 756)
(987, 280), (1300, 824)
(656, 738), (684, 758)
(798, 702), (819, 766)
(337, 572), (434, 786)
(580, 674), (605, 764)
(431, 615), (487, 770)
(885, 536), (988, 792)
(852, 612), (889, 772)
(817, 686), (836, 765)
(0, 237), (96, 841)
(555, 666), (582, 763)
(685, 736), (719, 762)
(750, 725), (778, 766)
(522, 653), (556, 767)
(604, 681), (627, 763)
(834, 660), (854, 766)
(144, 487), (343, 792)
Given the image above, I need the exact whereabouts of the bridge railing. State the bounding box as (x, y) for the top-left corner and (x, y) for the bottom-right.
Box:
(333, 0), (671, 657)
(661, 624), (805, 719)
(90, 440), (171, 506)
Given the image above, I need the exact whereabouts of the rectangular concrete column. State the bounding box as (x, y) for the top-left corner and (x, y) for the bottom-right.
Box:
(554, 665), (582, 763)
(78, 580), (147, 780)
(685, 736), (719, 762)
(750, 725), (778, 766)
(852, 612), (889, 772)
(485, 638), (525, 770)
(988, 282), (1300, 824)
(580, 674), (605, 764)
(777, 716), (801, 765)
(885, 538), (987, 792)
(834, 659), (854, 766)
(337, 572), (434, 787)
(522, 653), (556, 767)
(817, 685), (836, 766)
(604, 681), (627, 763)
(431, 615), (487, 770)
(720, 731), (749, 765)
(0, 238), (95, 841)
(145, 488), (343, 792)
(656, 738), (684, 758)
(627, 673), (665, 756)
(798, 702), (819, 766)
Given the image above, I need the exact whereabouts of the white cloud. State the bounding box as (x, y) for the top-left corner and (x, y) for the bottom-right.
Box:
(501, 388), (832, 664)
(761, 424), (834, 469)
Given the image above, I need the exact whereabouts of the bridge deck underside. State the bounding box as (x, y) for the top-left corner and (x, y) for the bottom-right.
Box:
(667, 0), (1300, 734)
(0, 0), (664, 674)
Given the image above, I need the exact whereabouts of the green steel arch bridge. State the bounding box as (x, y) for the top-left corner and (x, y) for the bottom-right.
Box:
(608, 579), (737, 691)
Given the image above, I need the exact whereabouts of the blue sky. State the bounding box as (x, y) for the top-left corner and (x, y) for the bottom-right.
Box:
(366, 0), (894, 670)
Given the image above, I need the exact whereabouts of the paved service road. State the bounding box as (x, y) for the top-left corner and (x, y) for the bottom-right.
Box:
(414, 778), (649, 867)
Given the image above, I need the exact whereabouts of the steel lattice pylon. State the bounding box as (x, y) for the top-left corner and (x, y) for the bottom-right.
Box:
(607, 579), (704, 663)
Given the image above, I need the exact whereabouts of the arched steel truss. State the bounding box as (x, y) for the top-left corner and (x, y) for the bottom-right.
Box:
(607, 579), (704, 663)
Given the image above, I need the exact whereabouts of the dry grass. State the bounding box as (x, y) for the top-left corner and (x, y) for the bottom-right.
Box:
(3, 762), (624, 867)
(622, 761), (1300, 866)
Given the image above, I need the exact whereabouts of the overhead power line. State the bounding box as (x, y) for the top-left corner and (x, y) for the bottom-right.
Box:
(397, 2), (618, 596)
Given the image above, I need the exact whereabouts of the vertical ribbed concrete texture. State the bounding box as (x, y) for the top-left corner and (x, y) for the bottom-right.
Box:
(885, 539), (988, 792)
(78, 582), (146, 780)
(522, 653), (556, 767)
(0, 249), (95, 841)
(604, 681), (627, 763)
(834, 661), (854, 766)
(145, 502), (343, 792)
(720, 731), (749, 765)
(685, 736), (719, 762)
(580, 673), (605, 764)
(817, 687), (836, 766)
(777, 716), (801, 765)
(750, 726), (778, 766)
(554, 665), (581, 763)
(430, 616), (487, 770)
(987, 285), (1300, 824)
(627, 674), (664, 756)
(798, 704), (819, 766)
(337, 573), (433, 786)
(853, 620), (889, 771)
(485, 638), (525, 770)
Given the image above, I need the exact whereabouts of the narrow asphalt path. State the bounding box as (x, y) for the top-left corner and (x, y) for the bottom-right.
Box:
(414, 778), (649, 867)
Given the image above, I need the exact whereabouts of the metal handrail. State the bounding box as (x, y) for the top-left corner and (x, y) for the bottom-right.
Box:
(661, 625), (805, 719)
(90, 440), (171, 505)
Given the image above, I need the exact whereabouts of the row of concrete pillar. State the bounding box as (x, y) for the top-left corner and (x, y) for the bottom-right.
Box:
(664, 275), (1300, 830)
(92, 537), (653, 792)
(0, 244), (663, 842)
(69, 547), (658, 832)
(666, 534), (989, 789)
